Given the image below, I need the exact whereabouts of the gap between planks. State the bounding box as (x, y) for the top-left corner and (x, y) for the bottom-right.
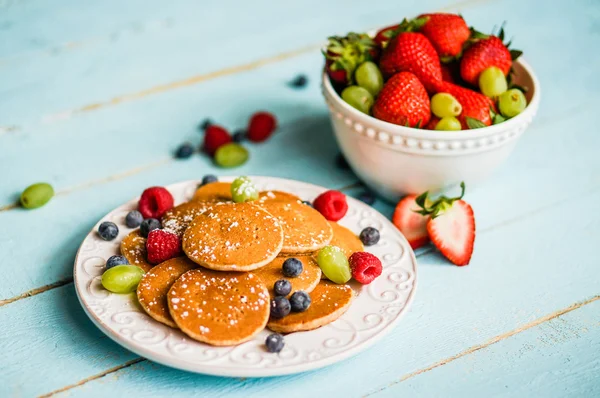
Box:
(0, 0), (494, 135)
(363, 294), (600, 397)
(40, 294), (600, 397)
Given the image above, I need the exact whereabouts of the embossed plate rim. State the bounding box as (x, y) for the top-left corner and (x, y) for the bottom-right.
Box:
(74, 176), (418, 377)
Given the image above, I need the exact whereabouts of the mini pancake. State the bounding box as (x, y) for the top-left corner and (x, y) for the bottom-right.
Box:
(191, 182), (232, 203)
(182, 202), (283, 271)
(258, 200), (333, 254)
(120, 229), (153, 272)
(258, 190), (301, 203)
(136, 257), (197, 328)
(267, 281), (354, 333)
(161, 201), (213, 238)
(253, 255), (321, 298)
(168, 268), (269, 346)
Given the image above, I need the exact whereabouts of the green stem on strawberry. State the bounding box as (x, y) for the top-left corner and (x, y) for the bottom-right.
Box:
(414, 182), (466, 218)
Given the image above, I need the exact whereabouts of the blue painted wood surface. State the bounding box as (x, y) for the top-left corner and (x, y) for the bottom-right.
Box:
(1, 0), (599, 396)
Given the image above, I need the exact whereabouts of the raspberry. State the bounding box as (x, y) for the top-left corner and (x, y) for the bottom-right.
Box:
(146, 229), (182, 265)
(313, 190), (348, 221)
(349, 252), (383, 284)
(138, 187), (174, 219)
(247, 112), (277, 142)
(203, 125), (232, 156)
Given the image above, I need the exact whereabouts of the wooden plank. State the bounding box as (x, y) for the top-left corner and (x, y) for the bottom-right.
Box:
(3, 187), (598, 397)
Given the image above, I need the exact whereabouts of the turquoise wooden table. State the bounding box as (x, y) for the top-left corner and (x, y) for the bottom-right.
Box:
(1, 0), (599, 396)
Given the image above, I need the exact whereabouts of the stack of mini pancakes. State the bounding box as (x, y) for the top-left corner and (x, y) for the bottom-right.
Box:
(121, 182), (363, 346)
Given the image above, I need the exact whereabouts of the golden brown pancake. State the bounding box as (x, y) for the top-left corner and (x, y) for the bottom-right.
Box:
(327, 221), (364, 258)
(136, 257), (197, 328)
(253, 255), (321, 298)
(258, 200), (333, 254)
(191, 182), (232, 203)
(258, 190), (301, 203)
(267, 281), (354, 333)
(161, 201), (213, 238)
(182, 202), (283, 271)
(168, 268), (269, 346)
(120, 229), (153, 272)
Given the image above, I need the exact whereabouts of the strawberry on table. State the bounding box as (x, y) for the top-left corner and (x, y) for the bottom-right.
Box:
(392, 194), (431, 249)
(418, 13), (470, 60)
(324, 33), (378, 86)
(372, 72), (431, 127)
(414, 182), (476, 266)
(203, 125), (232, 156)
(436, 81), (496, 129)
(379, 32), (442, 93)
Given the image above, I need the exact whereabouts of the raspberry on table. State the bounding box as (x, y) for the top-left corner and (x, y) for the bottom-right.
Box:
(140, 218), (161, 238)
(349, 252), (383, 284)
(290, 291), (311, 312)
(138, 187), (174, 219)
(146, 229), (182, 265)
(202, 125), (232, 156)
(313, 190), (348, 221)
(98, 221), (119, 241)
(247, 112), (277, 142)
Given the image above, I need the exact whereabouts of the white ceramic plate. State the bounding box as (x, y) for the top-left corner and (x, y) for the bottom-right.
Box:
(74, 176), (417, 377)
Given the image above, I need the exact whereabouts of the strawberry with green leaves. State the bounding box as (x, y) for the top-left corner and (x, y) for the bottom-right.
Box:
(418, 13), (471, 60)
(324, 33), (378, 86)
(414, 182), (475, 266)
(372, 72), (431, 127)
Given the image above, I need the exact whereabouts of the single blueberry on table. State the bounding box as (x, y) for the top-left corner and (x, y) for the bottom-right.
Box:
(302, 200), (313, 207)
(106, 255), (129, 269)
(98, 221), (119, 241)
(199, 118), (213, 131)
(265, 333), (285, 353)
(270, 296), (291, 319)
(282, 257), (303, 277)
(289, 74), (308, 88)
(359, 226), (380, 246)
(232, 130), (246, 143)
(273, 279), (292, 296)
(125, 210), (144, 228)
(200, 174), (218, 186)
(175, 142), (194, 159)
(140, 218), (161, 238)
(335, 153), (349, 169)
(290, 291), (311, 312)
(357, 191), (376, 206)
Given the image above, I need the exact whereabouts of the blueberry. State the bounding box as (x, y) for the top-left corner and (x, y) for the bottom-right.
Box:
(125, 210), (144, 228)
(273, 279), (292, 296)
(290, 291), (311, 312)
(106, 255), (129, 269)
(232, 130), (246, 143)
(357, 191), (376, 206)
(199, 118), (213, 131)
(140, 218), (161, 238)
(175, 142), (194, 159)
(98, 221), (119, 241)
(289, 74), (308, 88)
(335, 153), (349, 169)
(359, 227), (380, 246)
(302, 200), (313, 207)
(200, 174), (218, 186)
(282, 257), (303, 277)
(270, 296), (291, 318)
(265, 333), (285, 353)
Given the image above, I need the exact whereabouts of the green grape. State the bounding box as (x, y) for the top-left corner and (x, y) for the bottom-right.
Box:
(231, 176), (259, 203)
(431, 93), (462, 118)
(215, 143), (248, 168)
(478, 66), (508, 97)
(341, 86), (374, 114)
(435, 116), (462, 131)
(316, 245), (351, 284)
(101, 265), (144, 294)
(20, 182), (54, 209)
(498, 89), (527, 118)
(355, 61), (384, 96)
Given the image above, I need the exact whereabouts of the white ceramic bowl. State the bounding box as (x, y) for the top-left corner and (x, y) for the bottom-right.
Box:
(322, 59), (540, 202)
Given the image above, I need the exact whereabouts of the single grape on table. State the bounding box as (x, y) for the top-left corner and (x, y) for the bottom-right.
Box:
(215, 143), (248, 168)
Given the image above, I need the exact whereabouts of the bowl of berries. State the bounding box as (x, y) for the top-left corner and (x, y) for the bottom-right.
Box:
(321, 14), (540, 201)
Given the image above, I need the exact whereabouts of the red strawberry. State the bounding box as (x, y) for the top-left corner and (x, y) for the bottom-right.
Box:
(441, 64), (454, 83)
(313, 190), (348, 221)
(436, 81), (495, 129)
(146, 229), (182, 265)
(349, 252), (383, 284)
(138, 186), (174, 219)
(247, 112), (277, 142)
(424, 116), (440, 130)
(392, 194), (430, 249)
(372, 72), (431, 127)
(414, 182), (476, 266)
(418, 13), (470, 59)
(203, 125), (232, 156)
(379, 32), (442, 93)
(460, 36), (511, 85)
(324, 33), (378, 85)
(373, 24), (399, 48)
